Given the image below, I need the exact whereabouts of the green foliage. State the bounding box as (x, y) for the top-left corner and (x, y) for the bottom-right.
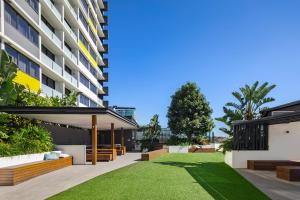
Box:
(196, 135), (209, 145)
(219, 137), (233, 153)
(167, 82), (214, 143)
(216, 81), (276, 151)
(166, 135), (189, 146)
(0, 50), (19, 105)
(140, 114), (161, 151)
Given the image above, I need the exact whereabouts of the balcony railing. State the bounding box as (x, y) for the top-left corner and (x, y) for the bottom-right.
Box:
(44, 0), (62, 21)
(63, 20), (77, 41)
(41, 53), (63, 75)
(41, 21), (62, 48)
(42, 84), (63, 98)
(103, 86), (108, 96)
(64, 47), (77, 64)
(63, 71), (78, 86)
(103, 72), (108, 81)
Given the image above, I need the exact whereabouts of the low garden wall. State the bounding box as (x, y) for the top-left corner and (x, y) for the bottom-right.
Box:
(56, 145), (86, 165)
(0, 152), (47, 168)
(168, 146), (189, 153)
(141, 149), (168, 161)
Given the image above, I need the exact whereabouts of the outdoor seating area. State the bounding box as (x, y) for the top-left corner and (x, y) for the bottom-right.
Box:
(247, 160), (300, 182)
(0, 156), (72, 186)
(86, 148), (117, 162)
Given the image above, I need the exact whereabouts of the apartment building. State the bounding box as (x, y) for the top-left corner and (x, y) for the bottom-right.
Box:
(0, 0), (109, 107)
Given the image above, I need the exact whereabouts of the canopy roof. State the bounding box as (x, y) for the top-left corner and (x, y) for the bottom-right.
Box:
(0, 106), (138, 130)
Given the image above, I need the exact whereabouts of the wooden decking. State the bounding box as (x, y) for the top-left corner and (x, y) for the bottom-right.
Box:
(0, 157), (73, 186)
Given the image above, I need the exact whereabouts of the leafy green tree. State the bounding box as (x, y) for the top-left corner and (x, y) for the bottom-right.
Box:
(216, 81), (276, 152)
(0, 50), (19, 105)
(167, 82), (214, 143)
(140, 114), (161, 151)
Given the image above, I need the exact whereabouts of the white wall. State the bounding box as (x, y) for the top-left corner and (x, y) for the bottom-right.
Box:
(56, 145), (86, 165)
(168, 146), (189, 153)
(226, 121), (300, 168)
(0, 153), (46, 168)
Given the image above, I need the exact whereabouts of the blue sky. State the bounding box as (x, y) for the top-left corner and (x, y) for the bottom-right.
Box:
(107, 0), (300, 136)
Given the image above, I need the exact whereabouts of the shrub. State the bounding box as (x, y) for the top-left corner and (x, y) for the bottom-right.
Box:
(166, 135), (189, 146)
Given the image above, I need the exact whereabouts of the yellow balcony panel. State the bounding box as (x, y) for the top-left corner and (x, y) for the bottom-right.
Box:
(88, 18), (97, 34)
(14, 70), (40, 93)
(79, 40), (98, 69)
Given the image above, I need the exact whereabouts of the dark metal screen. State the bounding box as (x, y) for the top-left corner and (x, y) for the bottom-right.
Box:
(233, 123), (268, 150)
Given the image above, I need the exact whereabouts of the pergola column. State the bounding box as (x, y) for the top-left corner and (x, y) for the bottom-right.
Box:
(111, 123), (115, 149)
(92, 115), (97, 165)
(121, 127), (125, 147)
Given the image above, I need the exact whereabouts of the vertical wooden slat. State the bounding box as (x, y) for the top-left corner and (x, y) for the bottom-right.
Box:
(121, 127), (125, 147)
(92, 115), (97, 165)
(111, 123), (115, 149)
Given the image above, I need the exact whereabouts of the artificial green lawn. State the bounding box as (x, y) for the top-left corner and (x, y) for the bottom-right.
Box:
(49, 153), (270, 200)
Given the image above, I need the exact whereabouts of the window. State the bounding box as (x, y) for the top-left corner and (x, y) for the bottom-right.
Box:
(65, 65), (72, 75)
(5, 45), (18, 64)
(18, 54), (29, 73)
(29, 62), (40, 79)
(42, 45), (55, 61)
(90, 83), (97, 94)
(42, 16), (55, 33)
(5, 3), (39, 46)
(81, 0), (88, 14)
(89, 30), (97, 45)
(4, 3), (17, 28)
(5, 44), (40, 80)
(79, 10), (88, 31)
(79, 32), (89, 49)
(89, 48), (97, 61)
(26, 0), (39, 13)
(80, 94), (89, 106)
(64, 18), (72, 30)
(42, 74), (55, 89)
(79, 52), (89, 69)
(80, 73), (89, 88)
(90, 100), (97, 107)
(17, 16), (29, 38)
(89, 66), (97, 78)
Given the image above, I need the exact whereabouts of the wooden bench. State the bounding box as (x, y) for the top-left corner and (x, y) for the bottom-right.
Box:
(277, 166), (300, 181)
(247, 160), (300, 170)
(141, 149), (168, 161)
(116, 146), (126, 155)
(0, 156), (73, 186)
(86, 148), (117, 162)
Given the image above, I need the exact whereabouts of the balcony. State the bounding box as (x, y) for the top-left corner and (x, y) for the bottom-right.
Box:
(101, 15), (108, 26)
(41, 53), (63, 76)
(65, 0), (77, 19)
(103, 72), (108, 81)
(64, 47), (77, 64)
(101, 1), (108, 12)
(63, 72), (78, 86)
(100, 30), (108, 40)
(44, 0), (62, 21)
(63, 20), (77, 41)
(103, 86), (108, 96)
(42, 84), (63, 98)
(41, 21), (62, 48)
(103, 58), (108, 68)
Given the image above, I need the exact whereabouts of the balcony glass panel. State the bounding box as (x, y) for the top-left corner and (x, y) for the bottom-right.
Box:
(41, 53), (62, 75)
(41, 21), (61, 47)
(44, 0), (61, 21)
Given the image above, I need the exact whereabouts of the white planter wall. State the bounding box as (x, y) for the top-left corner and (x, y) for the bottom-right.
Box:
(56, 145), (86, 165)
(168, 146), (189, 153)
(226, 121), (300, 168)
(0, 152), (47, 168)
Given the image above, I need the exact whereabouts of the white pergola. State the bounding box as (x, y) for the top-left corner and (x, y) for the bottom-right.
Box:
(0, 106), (138, 165)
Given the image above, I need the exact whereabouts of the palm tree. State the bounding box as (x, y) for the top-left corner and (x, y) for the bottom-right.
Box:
(216, 81), (276, 136)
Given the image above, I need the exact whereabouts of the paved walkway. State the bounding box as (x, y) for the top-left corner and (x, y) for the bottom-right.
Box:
(0, 152), (141, 200)
(237, 169), (300, 200)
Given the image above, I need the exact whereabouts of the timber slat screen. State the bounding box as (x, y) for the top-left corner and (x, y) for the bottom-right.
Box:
(233, 123), (268, 150)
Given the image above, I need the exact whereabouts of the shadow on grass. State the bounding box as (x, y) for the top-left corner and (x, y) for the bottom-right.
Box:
(153, 161), (270, 200)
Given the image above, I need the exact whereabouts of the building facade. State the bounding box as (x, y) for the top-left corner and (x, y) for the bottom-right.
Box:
(0, 0), (108, 107)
